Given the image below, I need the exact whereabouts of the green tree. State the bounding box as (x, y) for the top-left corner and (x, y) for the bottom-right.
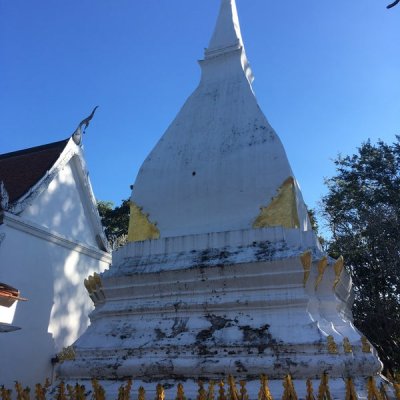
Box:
(97, 199), (130, 249)
(321, 137), (400, 373)
(307, 207), (327, 250)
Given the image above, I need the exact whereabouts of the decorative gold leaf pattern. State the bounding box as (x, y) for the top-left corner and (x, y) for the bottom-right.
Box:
(333, 256), (344, 290)
(315, 257), (328, 290)
(300, 250), (312, 286)
(128, 202), (160, 242)
(253, 177), (300, 229)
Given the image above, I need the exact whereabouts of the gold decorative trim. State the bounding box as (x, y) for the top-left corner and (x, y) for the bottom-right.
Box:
(138, 387), (146, 400)
(208, 381), (215, 400)
(228, 376), (239, 400)
(253, 177), (300, 229)
(300, 250), (312, 286)
(91, 379), (106, 400)
(198, 381), (207, 400)
(327, 335), (339, 354)
(239, 381), (248, 400)
(219, 380), (226, 400)
(176, 383), (186, 400)
(343, 337), (353, 354)
(361, 336), (371, 353)
(380, 382), (389, 400)
(366, 377), (382, 400)
(156, 384), (165, 400)
(315, 257), (328, 290)
(128, 202), (160, 242)
(258, 374), (273, 400)
(393, 382), (400, 400)
(282, 375), (298, 400)
(333, 256), (344, 290)
(345, 378), (358, 400)
(84, 272), (102, 295)
(35, 381), (50, 400)
(4, 375), (395, 400)
(93, 272), (101, 286)
(317, 373), (332, 400)
(306, 379), (314, 400)
(57, 346), (75, 362)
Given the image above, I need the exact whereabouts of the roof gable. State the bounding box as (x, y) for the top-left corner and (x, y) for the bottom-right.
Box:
(22, 155), (102, 248)
(0, 138), (109, 252)
(0, 140), (69, 204)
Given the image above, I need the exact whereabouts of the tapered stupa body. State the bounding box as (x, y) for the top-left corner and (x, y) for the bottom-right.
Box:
(129, 0), (310, 241)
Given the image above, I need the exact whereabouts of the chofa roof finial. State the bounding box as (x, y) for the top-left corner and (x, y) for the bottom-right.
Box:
(72, 106), (99, 146)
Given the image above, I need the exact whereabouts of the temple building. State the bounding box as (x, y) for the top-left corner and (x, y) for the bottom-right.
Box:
(59, 1), (386, 398)
(0, 135), (111, 387)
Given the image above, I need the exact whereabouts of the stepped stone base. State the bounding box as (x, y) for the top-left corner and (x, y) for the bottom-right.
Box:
(58, 228), (383, 398)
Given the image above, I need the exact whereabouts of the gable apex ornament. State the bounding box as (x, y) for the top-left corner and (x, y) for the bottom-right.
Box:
(72, 106), (99, 146)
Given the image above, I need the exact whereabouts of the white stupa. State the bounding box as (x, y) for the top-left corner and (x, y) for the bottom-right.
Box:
(129, 0), (310, 240)
(59, 1), (385, 398)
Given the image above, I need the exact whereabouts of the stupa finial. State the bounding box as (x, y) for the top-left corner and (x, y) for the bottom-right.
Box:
(205, 0), (244, 58)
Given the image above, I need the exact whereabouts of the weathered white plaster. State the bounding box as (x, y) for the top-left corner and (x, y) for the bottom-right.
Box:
(131, 0), (310, 238)
(59, 252), (381, 387)
(113, 226), (322, 269)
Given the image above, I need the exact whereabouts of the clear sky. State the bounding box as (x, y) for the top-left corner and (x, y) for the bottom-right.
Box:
(1, 1), (399, 227)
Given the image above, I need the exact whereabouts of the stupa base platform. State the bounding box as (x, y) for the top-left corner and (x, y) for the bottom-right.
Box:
(58, 227), (384, 397)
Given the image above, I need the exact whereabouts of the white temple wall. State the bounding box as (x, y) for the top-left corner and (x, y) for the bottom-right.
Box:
(0, 296), (17, 324)
(0, 216), (110, 388)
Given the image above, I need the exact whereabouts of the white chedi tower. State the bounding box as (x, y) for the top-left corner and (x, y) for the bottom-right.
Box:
(129, 0), (310, 240)
(59, 0), (383, 397)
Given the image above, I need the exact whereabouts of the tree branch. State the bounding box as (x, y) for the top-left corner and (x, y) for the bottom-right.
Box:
(387, 0), (400, 9)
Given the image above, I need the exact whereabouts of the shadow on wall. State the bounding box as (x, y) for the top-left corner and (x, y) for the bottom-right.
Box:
(49, 244), (100, 349)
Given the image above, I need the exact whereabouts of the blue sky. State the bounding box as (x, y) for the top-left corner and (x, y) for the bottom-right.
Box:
(1, 1), (399, 227)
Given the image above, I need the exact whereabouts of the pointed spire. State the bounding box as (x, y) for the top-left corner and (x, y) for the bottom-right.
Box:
(205, 0), (244, 59)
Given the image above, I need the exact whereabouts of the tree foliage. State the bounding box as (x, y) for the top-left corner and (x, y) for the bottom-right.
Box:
(97, 199), (130, 249)
(322, 137), (400, 373)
